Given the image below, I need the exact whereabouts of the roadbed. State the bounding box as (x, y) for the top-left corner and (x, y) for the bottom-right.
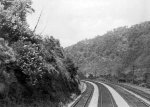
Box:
(66, 82), (87, 107)
(122, 83), (150, 95)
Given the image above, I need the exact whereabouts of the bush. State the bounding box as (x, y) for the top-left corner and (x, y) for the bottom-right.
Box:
(0, 1), (81, 106)
(0, 38), (81, 106)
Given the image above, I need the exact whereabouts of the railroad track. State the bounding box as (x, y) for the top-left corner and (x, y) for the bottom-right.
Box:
(71, 82), (94, 107)
(98, 83), (117, 107)
(99, 80), (150, 101)
(119, 84), (150, 101)
(119, 84), (150, 107)
(104, 82), (150, 107)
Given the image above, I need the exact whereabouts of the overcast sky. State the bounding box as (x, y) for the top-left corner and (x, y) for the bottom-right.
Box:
(27, 0), (150, 47)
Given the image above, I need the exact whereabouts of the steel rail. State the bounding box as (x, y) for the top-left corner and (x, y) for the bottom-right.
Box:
(71, 82), (94, 107)
(119, 84), (150, 101)
(121, 85), (150, 107)
(102, 81), (150, 107)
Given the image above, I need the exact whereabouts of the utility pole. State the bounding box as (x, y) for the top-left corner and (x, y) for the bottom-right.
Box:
(95, 70), (97, 78)
(132, 65), (135, 83)
(33, 9), (43, 33)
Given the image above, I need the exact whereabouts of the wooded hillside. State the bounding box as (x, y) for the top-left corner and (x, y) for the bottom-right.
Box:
(0, 0), (80, 106)
(65, 21), (150, 87)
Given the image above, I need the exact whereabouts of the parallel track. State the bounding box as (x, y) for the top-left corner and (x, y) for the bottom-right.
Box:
(92, 80), (118, 107)
(119, 84), (150, 101)
(104, 81), (150, 107)
(71, 82), (94, 107)
(119, 84), (150, 107)
(72, 80), (150, 107)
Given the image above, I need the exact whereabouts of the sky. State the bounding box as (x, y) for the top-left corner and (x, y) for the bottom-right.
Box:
(27, 0), (150, 47)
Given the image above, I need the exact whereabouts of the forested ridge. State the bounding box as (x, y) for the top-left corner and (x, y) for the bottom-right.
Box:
(65, 21), (150, 87)
(0, 0), (80, 107)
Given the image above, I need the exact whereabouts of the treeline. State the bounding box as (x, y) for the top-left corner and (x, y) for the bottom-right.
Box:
(0, 0), (80, 107)
(65, 21), (150, 88)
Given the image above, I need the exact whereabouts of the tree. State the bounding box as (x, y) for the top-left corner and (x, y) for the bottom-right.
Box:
(0, 0), (34, 44)
(64, 56), (78, 79)
(0, 0), (81, 106)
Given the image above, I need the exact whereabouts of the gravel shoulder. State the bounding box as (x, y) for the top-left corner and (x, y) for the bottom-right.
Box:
(66, 82), (87, 107)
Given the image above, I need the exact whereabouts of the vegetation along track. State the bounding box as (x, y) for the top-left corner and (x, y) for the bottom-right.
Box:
(71, 82), (94, 107)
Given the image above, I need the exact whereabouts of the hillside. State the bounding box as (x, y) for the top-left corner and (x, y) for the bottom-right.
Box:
(65, 21), (150, 86)
(0, 0), (80, 106)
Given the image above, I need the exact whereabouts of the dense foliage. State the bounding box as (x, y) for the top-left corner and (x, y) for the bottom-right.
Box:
(0, 0), (80, 106)
(65, 21), (150, 87)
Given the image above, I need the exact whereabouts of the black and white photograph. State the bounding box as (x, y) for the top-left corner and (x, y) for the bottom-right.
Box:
(0, 0), (150, 107)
